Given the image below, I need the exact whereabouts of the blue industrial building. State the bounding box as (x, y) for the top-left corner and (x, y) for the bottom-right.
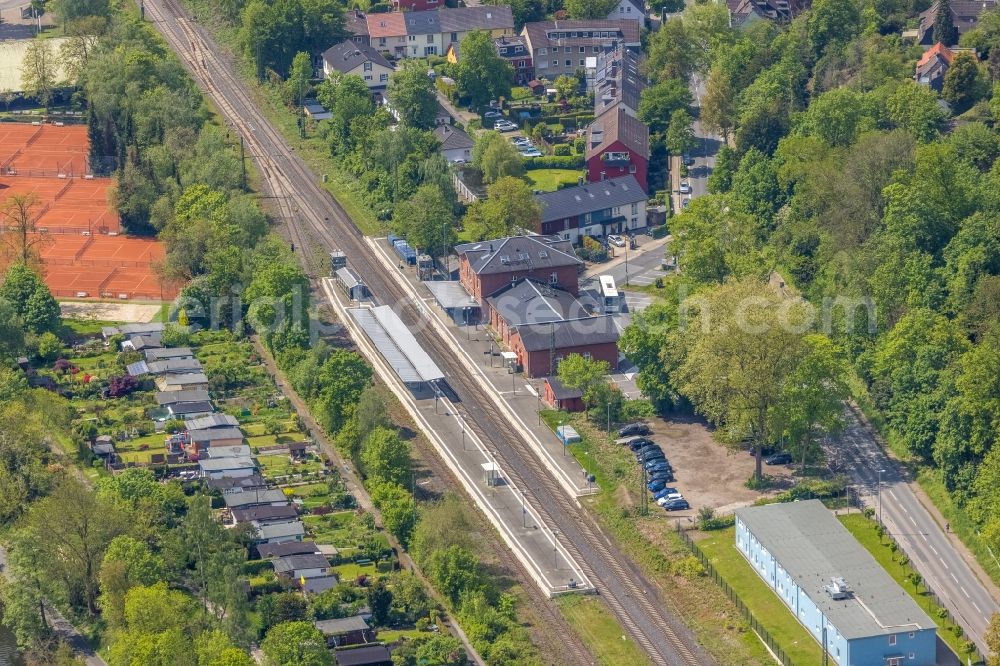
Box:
(735, 500), (937, 666)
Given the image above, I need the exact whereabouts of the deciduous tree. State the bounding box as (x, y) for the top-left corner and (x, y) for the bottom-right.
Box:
(471, 131), (524, 183)
(360, 427), (411, 486)
(20, 40), (58, 107)
(462, 177), (539, 240)
(387, 61), (438, 130)
(260, 621), (332, 666)
(455, 31), (513, 110)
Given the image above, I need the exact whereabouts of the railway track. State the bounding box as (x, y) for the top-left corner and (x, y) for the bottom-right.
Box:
(141, 3), (711, 664)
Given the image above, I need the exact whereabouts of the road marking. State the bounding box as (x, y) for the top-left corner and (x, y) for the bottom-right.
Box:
(920, 532), (928, 542)
(950, 572), (958, 583)
(942, 558), (949, 569)
(888, 490), (898, 500)
(931, 545), (939, 556)
(973, 602), (982, 614)
(909, 515), (917, 526)
(961, 586), (970, 598)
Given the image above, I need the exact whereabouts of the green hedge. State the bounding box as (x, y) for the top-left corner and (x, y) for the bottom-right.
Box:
(243, 559), (273, 576)
(524, 155), (585, 170)
(650, 224), (668, 239)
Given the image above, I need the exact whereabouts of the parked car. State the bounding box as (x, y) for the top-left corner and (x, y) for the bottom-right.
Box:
(520, 148), (543, 158)
(648, 472), (675, 485)
(607, 234), (626, 247)
(648, 479), (671, 493)
(643, 458), (671, 471)
(628, 438), (656, 451)
(639, 452), (666, 465)
(748, 445), (776, 457)
(656, 493), (684, 506)
(483, 111), (503, 119)
(511, 136), (532, 146)
(682, 153), (694, 166)
(682, 197), (691, 209)
(679, 180), (691, 194)
(618, 423), (651, 437)
(765, 452), (793, 465)
(495, 120), (517, 132)
(635, 447), (663, 461)
(662, 497), (690, 511)
(652, 487), (679, 499)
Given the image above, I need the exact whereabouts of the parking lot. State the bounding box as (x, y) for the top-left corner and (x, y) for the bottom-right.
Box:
(618, 415), (796, 519)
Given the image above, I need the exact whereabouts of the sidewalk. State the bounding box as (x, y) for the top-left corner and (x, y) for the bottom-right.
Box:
(321, 279), (593, 597)
(366, 236), (601, 498)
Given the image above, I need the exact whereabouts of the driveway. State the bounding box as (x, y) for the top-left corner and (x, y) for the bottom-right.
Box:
(826, 407), (1000, 655)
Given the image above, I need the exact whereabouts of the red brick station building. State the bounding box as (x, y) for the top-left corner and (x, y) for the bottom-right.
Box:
(454, 235), (620, 379)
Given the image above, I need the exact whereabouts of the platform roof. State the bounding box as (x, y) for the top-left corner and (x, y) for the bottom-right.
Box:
(348, 305), (444, 384)
(424, 281), (479, 310)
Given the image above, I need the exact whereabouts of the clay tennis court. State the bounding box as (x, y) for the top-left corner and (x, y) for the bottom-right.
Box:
(0, 124), (89, 176)
(0, 122), (175, 301)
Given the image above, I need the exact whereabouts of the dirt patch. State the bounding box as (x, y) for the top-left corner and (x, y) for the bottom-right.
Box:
(649, 415), (794, 514)
(59, 301), (162, 323)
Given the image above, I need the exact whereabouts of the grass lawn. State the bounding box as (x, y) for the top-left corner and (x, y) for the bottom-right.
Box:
(257, 453), (323, 478)
(525, 169), (585, 192)
(62, 319), (120, 336)
(697, 527), (824, 665)
(303, 511), (356, 545)
(335, 561), (379, 581)
(839, 513), (975, 660)
(555, 595), (652, 666)
(376, 628), (426, 643)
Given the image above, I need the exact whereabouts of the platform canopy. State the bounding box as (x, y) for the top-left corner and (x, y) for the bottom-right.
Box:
(424, 281), (479, 310)
(348, 305), (444, 384)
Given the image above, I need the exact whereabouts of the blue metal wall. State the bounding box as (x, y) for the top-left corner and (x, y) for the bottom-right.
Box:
(735, 516), (936, 666)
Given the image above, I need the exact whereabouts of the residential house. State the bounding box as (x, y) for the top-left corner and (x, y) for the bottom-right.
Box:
(493, 35), (534, 84)
(198, 457), (257, 479)
(368, 7), (513, 58)
(253, 520), (305, 545)
(434, 123), (474, 163)
(206, 474), (267, 494)
(273, 553), (331, 580)
(439, 6), (515, 55)
(544, 376), (585, 412)
(315, 616), (376, 648)
(91, 435), (117, 460)
(725, 0), (811, 25)
(166, 400), (215, 420)
(185, 413), (240, 431)
(535, 175), (647, 242)
(455, 234), (584, 304)
(128, 358), (203, 377)
(735, 500), (936, 666)
(102, 322), (165, 342)
(322, 41), (394, 93)
(433, 100), (452, 126)
(485, 278), (620, 377)
(913, 0), (997, 44)
(122, 334), (162, 351)
(257, 540), (321, 559)
(334, 645), (393, 666)
(157, 372), (210, 392)
(520, 20), (641, 80)
(188, 427), (244, 452)
(229, 504), (300, 526)
(586, 104), (649, 191)
(155, 389), (210, 406)
(303, 576), (339, 595)
(915, 42), (959, 91)
(607, 0), (645, 23)
(591, 46), (645, 115)
(204, 444), (253, 459)
(346, 9), (370, 45)
(223, 489), (289, 510)
(144, 347), (194, 362)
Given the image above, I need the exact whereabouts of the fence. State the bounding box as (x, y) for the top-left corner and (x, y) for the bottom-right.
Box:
(675, 525), (796, 666)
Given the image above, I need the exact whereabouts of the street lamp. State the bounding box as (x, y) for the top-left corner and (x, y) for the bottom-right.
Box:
(877, 469), (886, 528)
(624, 239), (629, 287)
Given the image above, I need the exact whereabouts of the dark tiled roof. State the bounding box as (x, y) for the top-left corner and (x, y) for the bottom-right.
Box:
(586, 104), (649, 160)
(521, 19), (641, 49)
(434, 124), (474, 150)
(346, 10), (369, 37)
(455, 235), (581, 275)
(156, 389), (210, 405)
(257, 540), (320, 558)
(593, 47), (646, 116)
(273, 553), (330, 574)
(317, 616), (370, 635)
(403, 10), (440, 35)
(232, 504), (299, 523)
(206, 474), (266, 491)
(189, 427), (244, 442)
(536, 176), (644, 223)
(920, 0), (997, 34)
(439, 5), (514, 32)
(334, 645), (391, 666)
(517, 314), (620, 351)
(546, 375), (584, 400)
(185, 413), (239, 431)
(323, 41), (393, 74)
(487, 279), (590, 327)
(144, 347), (193, 361)
(167, 400), (215, 415)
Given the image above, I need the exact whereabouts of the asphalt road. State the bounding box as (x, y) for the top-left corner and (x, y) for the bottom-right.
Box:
(139, 1), (711, 663)
(828, 408), (1000, 656)
(686, 74), (718, 200)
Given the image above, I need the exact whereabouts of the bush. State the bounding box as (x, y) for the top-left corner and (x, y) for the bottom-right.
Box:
(243, 559), (273, 576)
(573, 136), (586, 154)
(524, 155), (585, 170)
(670, 555), (705, 578)
(649, 224), (668, 239)
(553, 144), (571, 156)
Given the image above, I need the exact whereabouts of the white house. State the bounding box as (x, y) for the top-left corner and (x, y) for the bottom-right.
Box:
(607, 0), (645, 23)
(322, 41), (394, 92)
(434, 124), (474, 163)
